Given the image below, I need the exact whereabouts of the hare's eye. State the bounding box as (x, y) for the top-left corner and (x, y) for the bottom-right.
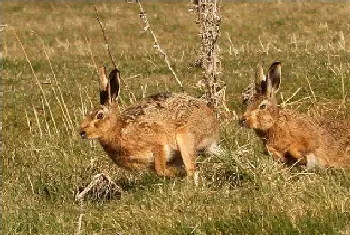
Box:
(96, 112), (104, 119)
(259, 104), (267, 110)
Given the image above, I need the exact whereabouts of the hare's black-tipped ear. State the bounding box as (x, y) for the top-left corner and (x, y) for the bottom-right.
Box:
(99, 66), (109, 105)
(108, 69), (120, 103)
(254, 61), (266, 94)
(267, 61), (281, 98)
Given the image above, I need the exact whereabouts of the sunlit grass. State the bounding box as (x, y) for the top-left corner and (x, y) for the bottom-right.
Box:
(2, 2), (350, 234)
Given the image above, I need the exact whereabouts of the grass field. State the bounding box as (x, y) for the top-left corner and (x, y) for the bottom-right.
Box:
(2, 2), (350, 234)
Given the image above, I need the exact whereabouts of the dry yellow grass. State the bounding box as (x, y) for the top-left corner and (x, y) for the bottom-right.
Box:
(2, 2), (350, 234)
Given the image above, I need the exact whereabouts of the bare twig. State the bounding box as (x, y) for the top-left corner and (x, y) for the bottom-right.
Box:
(305, 75), (317, 102)
(282, 96), (312, 107)
(75, 173), (122, 202)
(280, 87), (302, 108)
(138, 1), (184, 92)
(92, 1), (117, 69)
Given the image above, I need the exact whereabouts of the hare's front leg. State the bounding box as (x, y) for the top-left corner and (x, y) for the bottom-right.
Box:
(176, 127), (196, 177)
(266, 145), (288, 163)
(153, 145), (177, 177)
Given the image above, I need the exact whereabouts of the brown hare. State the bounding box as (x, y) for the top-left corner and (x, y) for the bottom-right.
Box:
(240, 61), (350, 169)
(80, 67), (220, 177)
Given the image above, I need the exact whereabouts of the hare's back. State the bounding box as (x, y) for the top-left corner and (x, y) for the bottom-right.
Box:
(121, 92), (212, 124)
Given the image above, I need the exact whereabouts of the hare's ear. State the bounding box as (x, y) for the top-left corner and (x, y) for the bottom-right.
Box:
(266, 61), (281, 98)
(254, 61), (267, 94)
(99, 66), (110, 105)
(108, 68), (120, 103)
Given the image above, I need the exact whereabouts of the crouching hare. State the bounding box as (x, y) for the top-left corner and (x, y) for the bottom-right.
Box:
(240, 61), (350, 169)
(80, 67), (220, 177)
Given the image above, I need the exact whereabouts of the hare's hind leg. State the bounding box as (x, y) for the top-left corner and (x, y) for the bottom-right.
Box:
(176, 128), (196, 177)
(287, 145), (308, 165)
(153, 145), (176, 177)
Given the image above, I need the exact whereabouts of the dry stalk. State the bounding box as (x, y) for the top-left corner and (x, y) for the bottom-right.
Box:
(12, 27), (59, 136)
(78, 84), (88, 118)
(341, 72), (347, 107)
(24, 108), (33, 135)
(41, 97), (52, 137)
(138, 1), (184, 92)
(36, 34), (74, 135)
(75, 211), (84, 235)
(32, 104), (43, 138)
(26, 172), (35, 195)
(226, 32), (239, 56)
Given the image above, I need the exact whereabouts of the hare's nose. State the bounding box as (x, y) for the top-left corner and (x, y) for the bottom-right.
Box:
(239, 118), (246, 127)
(80, 130), (87, 139)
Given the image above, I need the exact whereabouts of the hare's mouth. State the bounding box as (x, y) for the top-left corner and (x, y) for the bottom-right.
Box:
(239, 118), (246, 127)
(239, 117), (253, 129)
(80, 130), (88, 139)
(80, 130), (100, 140)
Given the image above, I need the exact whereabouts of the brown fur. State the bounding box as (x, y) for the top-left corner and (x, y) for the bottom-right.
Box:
(240, 62), (350, 169)
(80, 68), (220, 177)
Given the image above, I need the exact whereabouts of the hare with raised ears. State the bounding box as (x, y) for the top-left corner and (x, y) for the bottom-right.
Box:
(80, 67), (220, 177)
(240, 62), (350, 169)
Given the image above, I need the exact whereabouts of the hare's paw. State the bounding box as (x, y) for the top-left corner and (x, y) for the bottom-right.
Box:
(266, 145), (288, 163)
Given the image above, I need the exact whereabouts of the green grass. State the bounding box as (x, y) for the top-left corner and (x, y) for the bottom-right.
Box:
(2, 2), (350, 235)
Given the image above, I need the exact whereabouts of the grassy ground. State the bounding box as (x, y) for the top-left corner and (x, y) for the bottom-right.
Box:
(2, 2), (350, 235)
